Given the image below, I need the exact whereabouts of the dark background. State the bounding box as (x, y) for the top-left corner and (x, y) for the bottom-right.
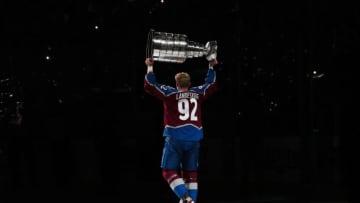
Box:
(1, 0), (358, 202)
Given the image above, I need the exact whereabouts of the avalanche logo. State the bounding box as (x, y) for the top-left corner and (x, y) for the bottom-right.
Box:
(160, 85), (167, 90)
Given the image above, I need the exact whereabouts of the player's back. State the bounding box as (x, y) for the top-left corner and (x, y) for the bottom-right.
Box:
(162, 89), (205, 141)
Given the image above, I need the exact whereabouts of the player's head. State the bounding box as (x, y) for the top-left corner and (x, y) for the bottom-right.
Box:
(175, 72), (191, 90)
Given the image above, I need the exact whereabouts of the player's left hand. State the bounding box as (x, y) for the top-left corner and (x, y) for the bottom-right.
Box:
(209, 58), (218, 67)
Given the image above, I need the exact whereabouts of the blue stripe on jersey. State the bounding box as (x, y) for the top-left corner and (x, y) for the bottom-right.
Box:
(163, 124), (203, 141)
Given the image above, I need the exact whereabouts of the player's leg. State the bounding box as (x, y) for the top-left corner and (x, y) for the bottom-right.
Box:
(161, 137), (191, 200)
(181, 141), (200, 202)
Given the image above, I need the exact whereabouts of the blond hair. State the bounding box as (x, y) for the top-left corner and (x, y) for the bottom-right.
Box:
(175, 72), (191, 89)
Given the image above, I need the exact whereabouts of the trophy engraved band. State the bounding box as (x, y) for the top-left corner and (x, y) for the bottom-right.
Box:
(146, 29), (217, 63)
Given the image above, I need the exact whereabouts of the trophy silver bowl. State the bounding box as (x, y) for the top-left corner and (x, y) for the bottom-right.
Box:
(146, 29), (217, 63)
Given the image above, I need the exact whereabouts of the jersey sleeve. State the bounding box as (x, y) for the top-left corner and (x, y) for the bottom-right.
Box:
(144, 72), (176, 100)
(191, 68), (218, 100)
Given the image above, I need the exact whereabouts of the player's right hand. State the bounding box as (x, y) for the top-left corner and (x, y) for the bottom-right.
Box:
(145, 58), (154, 66)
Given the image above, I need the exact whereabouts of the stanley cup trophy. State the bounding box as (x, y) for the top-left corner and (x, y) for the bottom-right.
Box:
(146, 29), (217, 63)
